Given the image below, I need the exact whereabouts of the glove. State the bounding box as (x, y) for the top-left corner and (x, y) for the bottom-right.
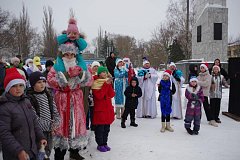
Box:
(68, 66), (82, 78)
(145, 72), (151, 79)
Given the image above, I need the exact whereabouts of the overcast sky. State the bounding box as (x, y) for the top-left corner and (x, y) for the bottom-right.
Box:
(1, 0), (240, 44)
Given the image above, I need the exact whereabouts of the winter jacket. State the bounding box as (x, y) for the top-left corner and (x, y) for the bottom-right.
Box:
(124, 77), (142, 109)
(197, 71), (212, 96)
(209, 74), (229, 99)
(158, 80), (176, 115)
(105, 56), (116, 77)
(26, 88), (60, 132)
(47, 67), (89, 138)
(185, 85), (204, 116)
(92, 76), (115, 125)
(188, 64), (198, 82)
(0, 93), (45, 160)
(0, 62), (6, 95)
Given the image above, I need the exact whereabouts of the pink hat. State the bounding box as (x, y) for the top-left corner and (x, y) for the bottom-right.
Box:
(212, 65), (220, 72)
(200, 64), (208, 71)
(67, 18), (79, 34)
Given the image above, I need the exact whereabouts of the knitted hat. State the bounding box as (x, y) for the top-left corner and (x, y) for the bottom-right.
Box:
(212, 65), (220, 72)
(67, 18), (79, 34)
(11, 57), (20, 64)
(143, 60), (150, 66)
(45, 60), (54, 68)
(97, 66), (108, 75)
(169, 62), (176, 68)
(33, 56), (41, 66)
(29, 71), (46, 87)
(91, 61), (100, 68)
(163, 70), (172, 78)
(189, 76), (198, 83)
(4, 68), (26, 92)
(200, 64), (208, 71)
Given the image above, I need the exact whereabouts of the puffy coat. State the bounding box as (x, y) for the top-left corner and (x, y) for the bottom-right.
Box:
(197, 71), (212, 96)
(0, 93), (45, 160)
(92, 77), (115, 125)
(124, 77), (142, 109)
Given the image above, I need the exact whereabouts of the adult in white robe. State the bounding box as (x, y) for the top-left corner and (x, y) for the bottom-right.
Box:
(169, 62), (185, 119)
(136, 61), (158, 118)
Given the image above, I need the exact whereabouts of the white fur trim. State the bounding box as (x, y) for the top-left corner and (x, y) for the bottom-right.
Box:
(116, 59), (123, 66)
(190, 77), (198, 83)
(200, 64), (208, 71)
(143, 60), (150, 66)
(5, 79), (26, 92)
(186, 84), (201, 94)
(163, 72), (171, 78)
(91, 61), (100, 68)
(169, 62), (176, 67)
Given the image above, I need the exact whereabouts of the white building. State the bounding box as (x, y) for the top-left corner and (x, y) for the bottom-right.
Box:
(192, 0), (228, 61)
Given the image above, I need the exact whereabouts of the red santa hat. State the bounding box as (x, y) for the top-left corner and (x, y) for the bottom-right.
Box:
(4, 68), (26, 92)
(67, 18), (79, 34)
(200, 63), (208, 71)
(163, 70), (172, 78)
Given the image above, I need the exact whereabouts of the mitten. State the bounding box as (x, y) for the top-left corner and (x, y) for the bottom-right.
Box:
(68, 66), (82, 78)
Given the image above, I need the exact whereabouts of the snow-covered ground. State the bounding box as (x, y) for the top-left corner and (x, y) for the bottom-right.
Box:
(1, 75), (240, 160)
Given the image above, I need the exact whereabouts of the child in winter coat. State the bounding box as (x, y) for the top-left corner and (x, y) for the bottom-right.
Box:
(197, 64), (218, 127)
(184, 76), (204, 135)
(27, 71), (60, 158)
(121, 77), (142, 128)
(158, 70), (176, 132)
(92, 66), (115, 152)
(210, 65), (229, 123)
(0, 68), (47, 160)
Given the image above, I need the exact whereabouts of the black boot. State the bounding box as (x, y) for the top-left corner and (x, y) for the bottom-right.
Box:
(130, 120), (138, 127)
(186, 128), (193, 135)
(121, 119), (126, 128)
(54, 148), (66, 160)
(69, 148), (85, 160)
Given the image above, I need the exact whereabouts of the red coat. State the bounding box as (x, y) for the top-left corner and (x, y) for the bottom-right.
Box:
(92, 80), (115, 125)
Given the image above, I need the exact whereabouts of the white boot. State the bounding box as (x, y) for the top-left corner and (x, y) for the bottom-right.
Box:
(166, 122), (174, 132)
(160, 122), (166, 133)
(209, 120), (218, 127)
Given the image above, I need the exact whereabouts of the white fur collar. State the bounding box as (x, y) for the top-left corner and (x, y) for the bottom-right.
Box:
(186, 84), (201, 94)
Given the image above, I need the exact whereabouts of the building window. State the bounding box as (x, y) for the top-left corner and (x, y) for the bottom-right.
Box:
(214, 23), (222, 40)
(197, 25), (201, 42)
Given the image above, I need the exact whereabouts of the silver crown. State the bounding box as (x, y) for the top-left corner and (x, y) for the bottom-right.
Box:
(58, 43), (79, 55)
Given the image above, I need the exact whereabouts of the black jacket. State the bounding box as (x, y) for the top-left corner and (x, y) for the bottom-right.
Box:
(124, 77), (142, 109)
(188, 64), (198, 82)
(0, 62), (6, 95)
(105, 56), (116, 77)
(0, 93), (45, 160)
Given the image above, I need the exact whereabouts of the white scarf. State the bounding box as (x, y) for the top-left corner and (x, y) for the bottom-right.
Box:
(62, 57), (77, 72)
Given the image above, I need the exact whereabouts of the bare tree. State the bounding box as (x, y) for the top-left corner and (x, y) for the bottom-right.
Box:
(15, 4), (34, 58)
(42, 6), (57, 58)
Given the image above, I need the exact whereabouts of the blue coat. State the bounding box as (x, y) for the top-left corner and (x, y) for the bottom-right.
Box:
(158, 80), (176, 116)
(114, 68), (128, 107)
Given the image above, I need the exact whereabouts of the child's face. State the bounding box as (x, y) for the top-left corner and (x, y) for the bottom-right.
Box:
(213, 67), (219, 74)
(190, 81), (197, 87)
(92, 65), (99, 73)
(9, 83), (25, 97)
(118, 61), (124, 67)
(131, 80), (137, 87)
(200, 66), (206, 73)
(68, 31), (79, 40)
(194, 66), (198, 71)
(163, 75), (170, 80)
(63, 52), (75, 60)
(99, 71), (107, 79)
(33, 80), (46, 92)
